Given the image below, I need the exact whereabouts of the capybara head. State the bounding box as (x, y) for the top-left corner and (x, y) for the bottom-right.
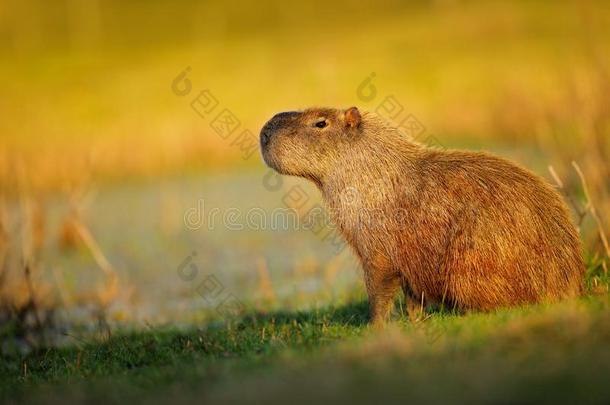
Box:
(260, 107), (362, 181)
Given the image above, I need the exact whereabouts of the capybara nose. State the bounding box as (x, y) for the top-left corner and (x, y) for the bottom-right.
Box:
(260, 127), (272, 148)
(260, 111), (299, 149)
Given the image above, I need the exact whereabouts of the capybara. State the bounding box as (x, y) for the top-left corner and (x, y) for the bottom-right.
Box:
(260, 107), (585, 324)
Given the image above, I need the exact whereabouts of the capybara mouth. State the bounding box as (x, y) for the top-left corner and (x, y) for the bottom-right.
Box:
(260, 143), (279, 172)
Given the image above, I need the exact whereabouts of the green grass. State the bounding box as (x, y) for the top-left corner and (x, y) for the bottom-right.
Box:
(2, 294), (609, 404)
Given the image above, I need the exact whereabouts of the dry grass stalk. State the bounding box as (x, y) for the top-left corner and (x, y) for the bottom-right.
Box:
(0, 200), (8, 284)
(59, 215), (83, 250)
(16, 163), (51, 325)
(548, 165), (587, 230)
(0, 161), (61, 347)
(1, 159), (122, 348)
(572, 161), (610, 271)
(70, 219), (119, 308)
(256, 257), (276, 305)
(549, 162), (610, 275)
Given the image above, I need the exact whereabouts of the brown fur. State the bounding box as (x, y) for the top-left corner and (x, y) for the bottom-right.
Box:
(260, 107), (585, 324)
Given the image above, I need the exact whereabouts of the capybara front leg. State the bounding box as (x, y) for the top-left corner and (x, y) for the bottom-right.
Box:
(402, 283), (424, 321)
(365, 272), (401, 326)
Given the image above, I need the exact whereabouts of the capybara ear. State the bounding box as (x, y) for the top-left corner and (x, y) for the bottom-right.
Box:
(344, 107), (361, 128)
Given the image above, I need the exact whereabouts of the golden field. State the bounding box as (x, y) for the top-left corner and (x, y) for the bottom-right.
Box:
(1, 0), (609, 327)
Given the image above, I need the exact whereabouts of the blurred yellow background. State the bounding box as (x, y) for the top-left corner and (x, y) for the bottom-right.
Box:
(2, 0), (609, 190)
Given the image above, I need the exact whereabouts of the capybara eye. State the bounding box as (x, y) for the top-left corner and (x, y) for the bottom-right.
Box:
(315, 120), (327, 129)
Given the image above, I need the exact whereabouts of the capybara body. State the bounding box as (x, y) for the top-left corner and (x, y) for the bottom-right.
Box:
(260, 107), (585, 324)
